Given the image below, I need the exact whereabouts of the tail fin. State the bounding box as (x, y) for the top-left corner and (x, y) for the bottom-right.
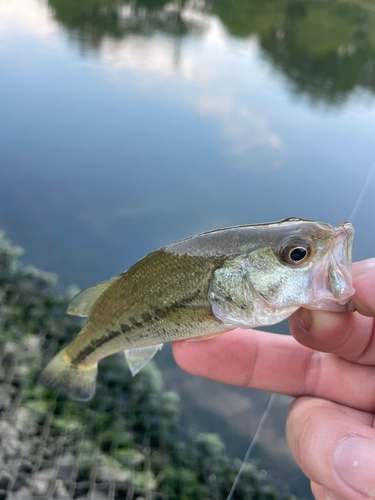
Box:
(38, 348), (97, 402)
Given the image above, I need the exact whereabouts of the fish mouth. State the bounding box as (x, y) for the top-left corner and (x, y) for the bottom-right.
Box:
(309, 222), (355, 312)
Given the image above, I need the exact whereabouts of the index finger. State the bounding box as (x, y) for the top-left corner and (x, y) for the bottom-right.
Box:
(172, 327), (375, 412)
(289, 259), (375, 364)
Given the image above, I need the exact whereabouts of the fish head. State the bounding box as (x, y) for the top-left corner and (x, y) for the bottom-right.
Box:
(209, 219), (355, 328)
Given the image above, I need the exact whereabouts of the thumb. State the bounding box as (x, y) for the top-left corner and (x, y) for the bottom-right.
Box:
(286, 397), (375, 499)
(352, 258), (375, 317)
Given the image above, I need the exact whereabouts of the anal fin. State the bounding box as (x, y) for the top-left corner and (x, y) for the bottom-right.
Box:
(124, 344), (163, 376)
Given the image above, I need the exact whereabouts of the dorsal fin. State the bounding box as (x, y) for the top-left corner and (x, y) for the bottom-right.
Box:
(67, 277), (116, 317)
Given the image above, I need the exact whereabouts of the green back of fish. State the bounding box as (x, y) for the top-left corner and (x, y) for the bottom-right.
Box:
(66, 248), (229, 365)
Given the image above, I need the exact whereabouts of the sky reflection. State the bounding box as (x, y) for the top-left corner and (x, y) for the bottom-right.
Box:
(1, 0), (375, 274)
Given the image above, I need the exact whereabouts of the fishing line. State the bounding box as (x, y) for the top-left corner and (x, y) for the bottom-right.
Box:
(348, 160), (375, 224)
(226, 392), (276, 500)
(226, 158), (375, 499)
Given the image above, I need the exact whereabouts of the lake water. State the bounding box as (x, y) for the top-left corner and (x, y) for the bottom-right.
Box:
(1, 0), (375, 498)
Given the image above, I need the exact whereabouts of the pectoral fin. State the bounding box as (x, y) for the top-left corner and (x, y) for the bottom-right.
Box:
(67, 277), (116, 317)
(124, 344), (163, 376)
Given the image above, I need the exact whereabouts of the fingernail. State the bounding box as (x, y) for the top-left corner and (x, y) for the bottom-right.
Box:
(354, 258), (375, 278)
(295, 308), (312, 332)
(334, 435), (375, 496)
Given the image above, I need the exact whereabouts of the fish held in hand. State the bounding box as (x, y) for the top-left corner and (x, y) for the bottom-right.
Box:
(38, 218), (354, 401)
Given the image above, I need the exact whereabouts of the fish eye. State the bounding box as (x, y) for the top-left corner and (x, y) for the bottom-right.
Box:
(280, 240), (311, 266)
(289, 247), (307, 262)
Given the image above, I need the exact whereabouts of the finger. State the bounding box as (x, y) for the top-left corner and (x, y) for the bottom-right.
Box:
(289, 309), (374, 363)
(174, 329), (300, 391)
(173, 330), (375, 412)
(286, 397), (375, 500)
(289, 260), (375, 364)
(353, 259), (375, 317)
(310, 482), (329, 500)
(311, 482), (347, 500)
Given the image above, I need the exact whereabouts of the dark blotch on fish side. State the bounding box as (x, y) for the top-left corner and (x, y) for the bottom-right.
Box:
(71, 329), (123, 364)
(121, 324), (132, 333)
(141, 312), (153, 323)
(130, 317), (143, 328)
(153, 290), (202, 320)
(154, 307), (167, 319)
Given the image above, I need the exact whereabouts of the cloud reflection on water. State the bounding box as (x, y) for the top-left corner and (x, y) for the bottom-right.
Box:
(1, 0), (283, 169)
(0, 0), (59, 39)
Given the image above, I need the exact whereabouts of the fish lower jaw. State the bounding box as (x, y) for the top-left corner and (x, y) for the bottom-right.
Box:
(305, 299), (355, 312)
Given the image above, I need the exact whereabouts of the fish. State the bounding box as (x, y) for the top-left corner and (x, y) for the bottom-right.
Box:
(38, 218), (354, 402)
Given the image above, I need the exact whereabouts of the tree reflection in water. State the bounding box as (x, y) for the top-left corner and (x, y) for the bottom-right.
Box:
(48, 0), (375, 105)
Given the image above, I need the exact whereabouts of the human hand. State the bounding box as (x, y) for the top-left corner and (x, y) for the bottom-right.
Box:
(172, 258), (375, 500)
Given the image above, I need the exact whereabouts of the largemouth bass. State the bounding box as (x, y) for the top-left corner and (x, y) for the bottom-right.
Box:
(39, 218), (354, 401)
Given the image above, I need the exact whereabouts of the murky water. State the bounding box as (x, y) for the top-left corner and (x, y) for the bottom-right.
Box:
(1, 0), (375, 497)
